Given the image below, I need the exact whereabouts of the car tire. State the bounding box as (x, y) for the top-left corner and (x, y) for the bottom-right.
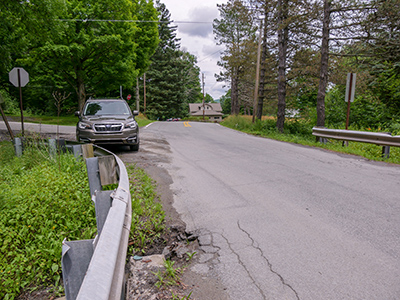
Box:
(130, 144), (139, 151)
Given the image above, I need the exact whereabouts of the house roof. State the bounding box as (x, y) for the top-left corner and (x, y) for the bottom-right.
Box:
(189, 103), (223, 117)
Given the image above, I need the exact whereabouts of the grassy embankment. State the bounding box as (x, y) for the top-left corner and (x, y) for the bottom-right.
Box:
(0, 137), (164, 299)
(221, 115), (400, 165)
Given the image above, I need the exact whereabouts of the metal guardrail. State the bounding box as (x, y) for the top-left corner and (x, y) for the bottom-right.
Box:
(312, 127), (400, 158)
(61, 143), (131, 300)
(12, 138), (131, 299)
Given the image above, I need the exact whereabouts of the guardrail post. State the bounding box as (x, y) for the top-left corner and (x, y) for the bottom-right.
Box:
(61, 239), (95, 300)
(66, 145), (83, 159)
(382, 146), (390, 159)
(86, 157), (102, 197)
(14, 137), (23, 157)
(49, 138), (57, 157)
(94, 190), (113, 236)
(57, 139), (66, 153)
(98, 156), (118, 186)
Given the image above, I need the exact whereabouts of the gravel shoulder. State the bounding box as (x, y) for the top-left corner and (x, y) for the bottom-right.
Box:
(117, 130), (229, 300)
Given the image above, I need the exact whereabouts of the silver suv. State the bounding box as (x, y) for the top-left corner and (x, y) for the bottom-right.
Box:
(75, 98), (139, 151)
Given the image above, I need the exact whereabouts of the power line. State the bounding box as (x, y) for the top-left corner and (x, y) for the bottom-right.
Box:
(198, 49), (224, 62)
(56, 19), (213, 24)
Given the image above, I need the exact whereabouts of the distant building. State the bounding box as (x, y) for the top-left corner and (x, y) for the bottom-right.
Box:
(188, 103), (223, 122)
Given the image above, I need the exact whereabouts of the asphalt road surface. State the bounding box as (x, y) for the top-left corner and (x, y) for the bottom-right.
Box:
(3, 120), (399, 299)
(140, 121), (400, 300)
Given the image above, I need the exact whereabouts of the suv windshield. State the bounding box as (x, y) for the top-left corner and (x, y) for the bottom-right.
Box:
(83, 101), (130, 116)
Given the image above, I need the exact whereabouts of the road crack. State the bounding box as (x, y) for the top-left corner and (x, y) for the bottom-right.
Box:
(220, 231), (268, 299)
(237, 221), (300, 300)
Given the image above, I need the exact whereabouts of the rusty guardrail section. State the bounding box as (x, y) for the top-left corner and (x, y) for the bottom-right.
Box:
(61, 143), (131, 300)
(312, 127), (400, 158)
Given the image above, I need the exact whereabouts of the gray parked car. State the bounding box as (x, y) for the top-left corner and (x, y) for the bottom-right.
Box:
(75, 98), (140, 151)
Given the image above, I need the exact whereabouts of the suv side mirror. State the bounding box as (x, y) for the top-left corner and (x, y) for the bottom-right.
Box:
(133, 110), (139, 116)
(74, 111), (80, 117)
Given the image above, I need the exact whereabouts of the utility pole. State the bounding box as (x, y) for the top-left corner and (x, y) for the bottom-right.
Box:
(202, 73), (205, 121)
(143, 73), (147, 116)
(136, 77), (140, 112)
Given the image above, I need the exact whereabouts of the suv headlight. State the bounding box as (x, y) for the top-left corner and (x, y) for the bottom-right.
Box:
(78, 122), (91, 130)
(125, 121), (137, 129)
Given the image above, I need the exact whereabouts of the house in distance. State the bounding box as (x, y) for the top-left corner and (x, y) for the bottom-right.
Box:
(188, 103), (223, 122)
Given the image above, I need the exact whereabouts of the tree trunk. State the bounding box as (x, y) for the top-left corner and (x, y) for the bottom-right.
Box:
(77, 78), (86, 112)
(231, 69), (240, 115)
(276, 0), (288, 133)
(316, 0), (331, 127)
(256, 7), (268, 120)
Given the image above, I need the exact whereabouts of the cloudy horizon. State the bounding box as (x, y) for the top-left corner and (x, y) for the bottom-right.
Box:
(160, 0), (228, 100)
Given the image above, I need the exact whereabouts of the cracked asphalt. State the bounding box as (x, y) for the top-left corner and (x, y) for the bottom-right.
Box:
(3, 120), (400, 299)
(139, 121), (400, 300)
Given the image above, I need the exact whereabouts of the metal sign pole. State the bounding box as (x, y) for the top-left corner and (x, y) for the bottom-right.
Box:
(345, 73), (356, 130)
(17, 68), (24, 136)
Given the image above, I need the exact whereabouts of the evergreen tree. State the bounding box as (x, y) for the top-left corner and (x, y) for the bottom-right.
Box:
(144, 1), (202, 120)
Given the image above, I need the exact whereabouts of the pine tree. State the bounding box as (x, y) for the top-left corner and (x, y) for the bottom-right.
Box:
(144, 1), (201, 120)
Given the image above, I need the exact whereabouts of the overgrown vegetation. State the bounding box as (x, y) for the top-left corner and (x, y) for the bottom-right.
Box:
(221, 115), (400, 164)
(0, 140), (96, 299)
(0, 137), (167, 299)
(128, 165), (165, 255)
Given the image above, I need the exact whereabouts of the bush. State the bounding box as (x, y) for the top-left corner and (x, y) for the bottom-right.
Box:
(0, 141), (96, 299)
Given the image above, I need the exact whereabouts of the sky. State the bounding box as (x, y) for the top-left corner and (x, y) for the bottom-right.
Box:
(160, 0), (228, 100)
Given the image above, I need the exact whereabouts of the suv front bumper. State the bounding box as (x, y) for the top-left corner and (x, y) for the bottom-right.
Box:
(77, 129), (139, 145)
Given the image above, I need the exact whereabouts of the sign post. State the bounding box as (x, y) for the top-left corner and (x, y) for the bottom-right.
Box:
(9, 67), (29, 136)
(345, 73), (356, 130)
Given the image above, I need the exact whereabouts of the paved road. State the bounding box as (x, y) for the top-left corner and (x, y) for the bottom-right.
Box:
(140, 121), (400, 300)
(4, 120), (399, 299)
(0, 121), (76, 135)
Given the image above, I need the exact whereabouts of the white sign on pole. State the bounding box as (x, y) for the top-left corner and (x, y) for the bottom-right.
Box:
(345, 73), (356, 103)
(9, 67), (29, 87)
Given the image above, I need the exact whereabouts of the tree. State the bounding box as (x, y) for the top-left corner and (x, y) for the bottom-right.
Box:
(276, 0), (289, 132)
(315, 0), (330, 127)
(144, 1), (202, 120)
(213, 0), (257, 115)
(11, 0), (158, 112)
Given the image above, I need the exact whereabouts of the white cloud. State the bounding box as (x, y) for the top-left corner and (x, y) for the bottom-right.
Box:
(160, 0), (228, 99)
(178, 6), (217, 38)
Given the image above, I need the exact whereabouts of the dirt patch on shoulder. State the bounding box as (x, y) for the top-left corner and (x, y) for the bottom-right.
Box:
(118, 131), (229, 300)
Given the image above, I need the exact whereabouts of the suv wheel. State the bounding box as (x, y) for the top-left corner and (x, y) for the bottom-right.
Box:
(130, 144), (139, 151)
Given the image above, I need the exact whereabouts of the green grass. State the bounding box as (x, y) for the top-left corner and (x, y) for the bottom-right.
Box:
(221, 115), (400, 164)
(0, 138), (166, 299)
(127, 165), (165, 255)
(0, 141), (96, 299)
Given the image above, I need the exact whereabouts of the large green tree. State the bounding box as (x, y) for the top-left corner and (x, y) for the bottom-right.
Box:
(29, 0), (158, 111)
(2, 0), (158, 113)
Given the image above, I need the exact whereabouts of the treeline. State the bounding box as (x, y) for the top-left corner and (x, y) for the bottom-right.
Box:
(214, 0), (400, 132)
(0, 0), (204, 120)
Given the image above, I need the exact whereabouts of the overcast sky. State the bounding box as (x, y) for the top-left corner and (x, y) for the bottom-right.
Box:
(160, 0), (228, 100)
